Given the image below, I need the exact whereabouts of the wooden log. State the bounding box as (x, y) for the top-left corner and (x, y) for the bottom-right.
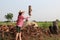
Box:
(28, 5), (32, 16)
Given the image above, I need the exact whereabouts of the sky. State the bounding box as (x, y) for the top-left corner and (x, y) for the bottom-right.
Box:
(0, 0), (60, 21)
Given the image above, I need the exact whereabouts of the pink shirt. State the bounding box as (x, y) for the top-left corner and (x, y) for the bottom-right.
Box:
(16, 15), (25, 27)
(16, 15), (29, 27)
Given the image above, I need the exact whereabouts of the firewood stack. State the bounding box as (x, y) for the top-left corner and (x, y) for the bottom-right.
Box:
(21, 25), (43, 40)
(0, 23), (59, 40)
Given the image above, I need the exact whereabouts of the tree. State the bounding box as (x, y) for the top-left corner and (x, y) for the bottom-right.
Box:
(56, 19), (60, 22)
(5, 13), (13, 22)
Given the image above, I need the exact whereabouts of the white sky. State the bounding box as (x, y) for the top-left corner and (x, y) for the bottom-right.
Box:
(0, 0), (60, 21)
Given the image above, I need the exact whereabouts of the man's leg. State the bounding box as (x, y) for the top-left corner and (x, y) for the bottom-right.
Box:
(16, 33), (19, 40)
(19, 32), (22, 40)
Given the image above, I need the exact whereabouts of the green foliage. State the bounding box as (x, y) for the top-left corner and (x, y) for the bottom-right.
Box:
(0, 21), (60, 29)
(5, 13), (13, 22)
(37, 22), (52, 28)
(37, 22), (60, 29)
(0, 22), (16, 26)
